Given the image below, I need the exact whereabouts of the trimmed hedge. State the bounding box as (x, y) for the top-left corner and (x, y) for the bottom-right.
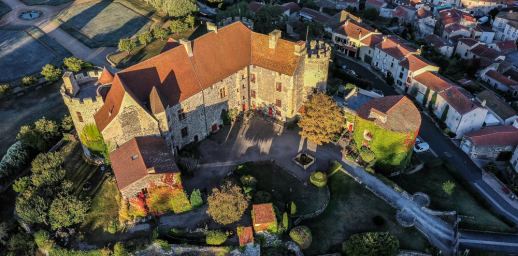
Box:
(206, 230), (228, 245)
(310, 171), (328, 187)
(289, 226), (312, 249)
(328, 160), (342, 177)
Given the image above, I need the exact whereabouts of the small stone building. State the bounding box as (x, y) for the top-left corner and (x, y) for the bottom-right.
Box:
(460, 125), (518, 161)
(238, 226), (254, 246)
(110, 136), (181, 199)
(252, 204), (277, 232)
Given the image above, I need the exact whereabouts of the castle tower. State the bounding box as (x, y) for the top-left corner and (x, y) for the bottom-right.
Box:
(63, 72), (80, 97)
(304, 40), (332, 94)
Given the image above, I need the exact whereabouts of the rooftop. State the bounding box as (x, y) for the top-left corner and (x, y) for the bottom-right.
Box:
(253, 204), (276, 224)
(469, 44), (502, 60)
(399, 54), (438, 72)
(300, 8), (331, 23)
(493, 40), (517, 51)
(392, 6), (407, 16)
(75, 80), (102, 99)
(416, 7), (433, 19)
(413, 71), (454, 93)
(423, 34), (452, 48)
(465, 125), (518, 146)
(503, 68), (518, 81)
(439, 87), (479, 115)
(239, 227), (254, 246)
(458, 37), (479, 47)
(444, 23), (469, 33)
(249, 1), (265, 12)
(486, 70), (518, 86)
(333, 19), (377, 39)
(366, 0), (385, 6)
(476, 90), (517, 120)
(375, 35), (416, 60)
(325, 10), (360, 30)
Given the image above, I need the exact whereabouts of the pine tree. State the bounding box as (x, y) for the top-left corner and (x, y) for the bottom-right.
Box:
(190, 189), (203, 209)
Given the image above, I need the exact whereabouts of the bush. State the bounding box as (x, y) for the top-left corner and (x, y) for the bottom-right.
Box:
(234, 164), (251, 175)
(253, 191), (271, 204)
(444, 128), (451, 134)
(190, 189), (203, 209)
(328, 160), (342, 177)
(424, 158), (444, 169)
(113, 242), (128, 256)
(82, 62), (93, 68)
(154, 239), (171, 252)
(346, 152), (357, 162)
(342, 232), (399, 256)
(359, 148), (375, 163)
(108, 220), (119, 234)
(0, 84), (14, 97)
(286, 120), (299, 130)
(64, 57), (84, 72)
(289, 226), (312, 249)
(34, 230), (53, 252)
(7, 232), (36, 255)
(290, 201), (297, 215)
(483, 162), (499, 174)
(206, 230), (228, 245)
(240, 175), (255, 187)
(17, 117), (61, 152)
(19, 76), (38, 87)
(13, 176), (31, 193)
(310, 171), (328, 187)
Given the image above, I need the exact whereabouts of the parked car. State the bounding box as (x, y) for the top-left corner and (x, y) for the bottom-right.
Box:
(414, 142), (429, 153)
(415, 137), (421, 144)
(345, 69), (357, 76)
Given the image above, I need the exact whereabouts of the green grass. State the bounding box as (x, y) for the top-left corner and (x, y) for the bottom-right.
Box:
(0, 1), (11, 20)
(232, 162), (328, 215)
(62, 141), (102, 196)
(302, 171), (428, 255)
(109, 24), (208, 69)
(390, 167), (516, 233)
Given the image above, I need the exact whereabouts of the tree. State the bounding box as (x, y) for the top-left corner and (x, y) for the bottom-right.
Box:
(206, 230), (228, 245)
(170, 20), (188, 34)
(400, 28), (408, 39)
(6, 232), (36, 255)
(464, 57), (481, 77)
(207, 180), (249, 224)
(190, 189), (203, 209)
(0, 84), (13, 97)
(61, 114), (74, 132)
(34, 230), (53, 252)
(216, 1), (252, 22)
(118, 38), (136, 54)
(408, 85), (418, 99)
(185, 15), (196, 30)
(17, 117), (61, 152)
(41, 64), (63, 82)
(443, 180), (455, 195)
(31, 152), (64, 175)
(489, 8), (499, 19)
(253, 4), (284, 34)
(359, 148), (375, 163)
(16, 193), (48, 225)
(290, 201), (297, 215)
(113, 242), (128, 256)
(19, 76), (38, 87)
(153, 27), (169, 41)
(423, 87), (430, 106)
(289, 226), (312, 249)
(63, 57), (84, 72)
(138, 32), (153, 46)
(364, 8), (379, 21)
(13, 176), (31, 193)
(0, 222), (8, 244)
(342, 232), (399, 256)
(162, 0), (198, 18)
(49, 194), (90, 229)
(298, 93), (345, 145)
(297, 21), (326, 41)
(440, 104), (449, 122)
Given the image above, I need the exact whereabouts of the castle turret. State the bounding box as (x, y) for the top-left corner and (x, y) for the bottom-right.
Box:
(63, 71), (80, 97)
(99, 67), (114, 84)
(304, 40), (331, 93)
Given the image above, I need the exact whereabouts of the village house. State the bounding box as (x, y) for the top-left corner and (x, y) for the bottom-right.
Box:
(443, 23), (471, 40)
(423, 34), (455, 56)
(460, 124), (518, 161)
(492, 7), (518, 42)
(488, 40), (518, 54)
(324, 10), (361, 32)
(252, 204), (277, 232)
(471, 25), (495, 44)
(410, 71), (488, 137)
(249, 1), (301, 19)
(459, 0), (506, 16)
(416, 7), (437, 36)
(238, 227), (254, 246)
(394, 54), (440, 92)
(455, 37), (483, 58)
(436, 7), (477, 36)
(503, 67), (518, 80)
(476, 90), (518, 126)
(371, 35), (418, 77)
(365, 0), (385, 11)
(455, 38), (505, 60)
(481, 69), (518, 94)
(332, 18), (381, 57)
(357, 34), (385, 63)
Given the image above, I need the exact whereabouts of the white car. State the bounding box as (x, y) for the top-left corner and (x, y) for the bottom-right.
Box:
(345, 69), (356, 76)
(414, 142), (430, 153)
(415, 137), (421, 144)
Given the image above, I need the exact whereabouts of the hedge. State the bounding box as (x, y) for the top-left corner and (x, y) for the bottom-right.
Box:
(310, 171), (328, 187)
(328, 160), (342, 177)
(289, 226), (312, 249)
(206, 230), (228, 245)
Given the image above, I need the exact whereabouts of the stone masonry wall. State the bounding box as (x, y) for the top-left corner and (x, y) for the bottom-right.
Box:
(252, 65), (294, 121)
(304, 41), (331, 95)
(166, 91), (207, 150)
(121, 174), (164, 199)
(101, 93), (160, 147)
(60, 84), (104, 138)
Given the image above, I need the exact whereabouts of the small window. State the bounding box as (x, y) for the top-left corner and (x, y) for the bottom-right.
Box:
(241, 74), (245, 79)
(251, 90), (256, 98)
(276, 110), (281, 116)
(178, 109), (186, 121)
(242, 83), (245, 88)
(276, 82), (282, 92)
(132, 154), (139, 160)
(219, 86), (228, 98)
(181, 127), (188, 138)
(243, 96), (245, 100)
(251, 74), (256, 83)
(390, 62), (394, 67)
(399, 72), (403, 79)
(253, 65), (256, 68)
(276, 99), (282, 107)
(407, 77), (411, 83)
(77, 112), (83, 122)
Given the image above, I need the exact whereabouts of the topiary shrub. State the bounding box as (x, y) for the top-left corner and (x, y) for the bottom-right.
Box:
(328, 160), (342, 177)
(373, 216), (385, 226)
(444, 128), (451, 134)
(289, 226), (312, 249)
(206, 230), (228, 245)
(359, 148), (375, 163)
(310, 171), (328, 187)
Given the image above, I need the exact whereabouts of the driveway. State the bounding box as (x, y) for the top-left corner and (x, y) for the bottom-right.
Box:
(0, 0), (119, 73)
(336, 55), (518, 225)
(459, 230), (518, 254)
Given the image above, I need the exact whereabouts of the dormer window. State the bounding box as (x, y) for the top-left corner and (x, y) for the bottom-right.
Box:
(132, 154), (139, 160)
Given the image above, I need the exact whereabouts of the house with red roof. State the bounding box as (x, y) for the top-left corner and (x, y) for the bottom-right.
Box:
(423, 34), (454, 56)
(252, 204), (277, 232)
(476, 90), (518, 126)
(489, 40), (518, 54)
(110, 136), (181, 198)
(443, 23), (471, 40)
(332, 18), (381, 58)
(371, 35), (418, 77)
(460, 125), (518, 161)
(416, 7), (437, 36)
(482, 69), (518, 93)
(394, 54), (439, 92)
(492, 7), (518, 42)
(471, 25), (495, 44)
(455, 38), (505, 61)
(460, 0), (506, 16)
(238, 226), (254, 246)
(436, 8), (476, 36)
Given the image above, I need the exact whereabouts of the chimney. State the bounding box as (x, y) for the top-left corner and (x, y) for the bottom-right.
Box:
(206, 22), (217, 34)
(345, 19), (349, 26)
(147, 167), (155, 174)
(383, 36), (387, 42)
(319, 7), (323, 12)
(359, 30), (362, 38)
(294, 40), (306, 56)
(397, 44), (400, 47)
(179, 38), (193, 57)
(481, 100), (486, 107)
(358, 17), (362, 23)
(269, 30), (282, 50)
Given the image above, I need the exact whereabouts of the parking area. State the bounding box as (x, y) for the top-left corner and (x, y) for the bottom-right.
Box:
(414, 136), (438, 163)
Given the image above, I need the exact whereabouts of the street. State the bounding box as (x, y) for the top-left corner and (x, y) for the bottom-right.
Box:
(336, 55), (518, 226)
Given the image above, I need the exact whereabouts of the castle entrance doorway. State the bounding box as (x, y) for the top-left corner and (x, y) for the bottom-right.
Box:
(243, 104), (246, 111)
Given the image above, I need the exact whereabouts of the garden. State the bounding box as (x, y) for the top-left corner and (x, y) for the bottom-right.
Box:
(390, 160), (517, 233)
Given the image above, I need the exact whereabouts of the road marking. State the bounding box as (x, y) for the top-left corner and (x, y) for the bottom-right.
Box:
(444, 152), (451, 157)
(473, 182), (518, 223)
(459, 239), (518, 246)
(429, 148), (438, 157)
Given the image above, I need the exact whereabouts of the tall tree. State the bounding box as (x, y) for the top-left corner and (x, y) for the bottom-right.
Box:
(41, 64), (63, 82)
(138, 32), (153, 46)
(162, 0), (199, 18)
(170, 20), (188, 34)
(153, 27), (169, 41)
(49, 194), (90, 229)
(185, 15), (196, 30)
(207, 180), (249, 224)
(118, 38), (136, 54)
(16, 193), (48, 225)
(297, 21), (325, 41)
(342, 232), (399, 256)
(253, 4), (284, 34)
(17, 117), (61, 152)
(63, 57), (84, 72)
(298, 93), (345, 145)
(364, 8), (379, 21)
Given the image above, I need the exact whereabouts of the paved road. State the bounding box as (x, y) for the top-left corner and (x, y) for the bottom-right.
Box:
(0, 0), (119, 73)
(459, 230), (518, 254)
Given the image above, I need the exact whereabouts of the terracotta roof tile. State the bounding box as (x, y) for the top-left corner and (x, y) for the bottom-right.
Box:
(94, 75), (128, 132)
(469, 45), (502, 60)
(253, 204), (276, 224)
(458, 37), (479, 47)
(486, 70), (518, 86)
(465, 126), (518, 146)
(399, 54), (437, 72)
(413, 71), (454, 93)
(494, 40), (517, 51)
(99, 66), (114, 84)
(445, 23), (469, 33)
(477, 90), (517, 120)
(239, 227), (254, 246)
(392, 7), (407, 16)
(333, 20), (377, 39)
(375, 35), (416, 60)
(110, 136), (180, 191)
(360, 34), (383, 47)
(356, 95), (421, 134)
(366, 0), (385, 6)
(439, 87), (477, 115)
(439, 8), (473, 26)
(160, 38), (181, 54)
(251, 32), (301, 76)
(423, 34), (452, 48)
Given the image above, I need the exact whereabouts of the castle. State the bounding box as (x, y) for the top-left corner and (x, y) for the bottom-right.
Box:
(61, 22), (331, 159)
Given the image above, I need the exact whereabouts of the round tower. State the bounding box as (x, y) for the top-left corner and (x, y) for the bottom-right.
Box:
(304, 40), (332, 93)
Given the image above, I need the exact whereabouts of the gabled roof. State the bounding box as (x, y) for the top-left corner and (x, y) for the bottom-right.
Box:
(149, 86), (167, 115)
(325, 10), (360, 30)
(333, 19), (377, 40)
(439, 87), (478, 115)
(361, 34), (384, 48)
(493, 40), (517, 51)
(416, 7), (433, 19)
(160, 38), (181, 54)
(486, 70), (518, 86)
(366, 0), (385, 6)
(392, 6), (407, 17)
(458, 78), (474, 86)
(239, 227), (254, 246)
(444, 23), (469, 33)
(110, 136), (180, 191)
(356, 95), (421, 134)
(439, 8), (474, 26)
(399, 54), (438, 72)
(475, 25), (494, 32)
(300, 8), (331, 23)
(281, 2), (301, 13)
(99, 66), (114, 84)
(469, 44), (502, 60)
(251, 33), (302, 76)
(253, 204), (276, 224)
(423, 34), (452, 48)
(375, 35), (416, 60)
(249, 1), (265, 12)
(503, 68), (518, 81)
(477, 90), (517, 120)
(464, 126), (518, 146)
(458, 37), (479, 47)
(413, 71), (454, 93)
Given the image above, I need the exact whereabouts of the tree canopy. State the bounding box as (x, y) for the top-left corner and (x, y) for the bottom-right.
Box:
(153, 27), (169, 41)
(140, 0), (198, 18)
(297, 21), (326, 41)
(63, 57), (84, 72)
(118, 38), (137, 54)
(17, 117), (61, 152)
(49, 194), (90, 229)
(364, 8), (379, 21)
(253, 4), (285, 34)
(298, 93), (345, 145)
(170, 20), (189, 34)
(216, 1), (252, 22)
(138, 32), (153, 46)
(207, 180), (249, 224)
(342, 232), (399, 256)
(41, 64), (63, 82)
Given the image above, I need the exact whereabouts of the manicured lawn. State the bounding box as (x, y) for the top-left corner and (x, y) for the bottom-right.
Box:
(302, 171), (428, 255)
(0, 1), (11, 20)
(109, 25), (208, 69)
(232, 162), (328, 215)
(390, 167), (516, 233)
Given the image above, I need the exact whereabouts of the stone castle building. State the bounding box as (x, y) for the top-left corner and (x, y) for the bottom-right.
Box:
(61, 22), (331, 156)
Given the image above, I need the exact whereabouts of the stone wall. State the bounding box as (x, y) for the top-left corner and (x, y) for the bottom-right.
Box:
(121, 173), (175, 199)
(304, 41), (331, 94)
(166, 91), (207, 150)
(60, 84), (104, 138)
(252, 65), (294, 121)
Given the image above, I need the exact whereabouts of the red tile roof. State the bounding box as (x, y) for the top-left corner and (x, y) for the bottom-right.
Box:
(251, 33), (302, 76)
(366, 0), (385, 6)
(110, 136), (180, 191)
(486, 70), (518, 86)
(458, 37), (479, 47)
(439, 9), (474, 26)
(333, 20), (377, 39)
(375, 35), (416, 60)
(253, 204), (276, 224)
(300, 8), (331, 23)
(494, 40), (517, 51)
(99, 66), (114, 84)
(469, 44), (502, 60)
(416, 7), (433, 19)
(356, 95), (421, 134)
(444, 23), (469, 33)
(281, 2), (301, 13)
(160, 38), (181, 54)
(239, 227), (254, 246)
(439, 87), (478, 115)
(465, 126), (518, 146)
(413, 71), (454, 93)
(399, 54), (437, 72)
(458, 78), (474, 86)
(361, 34), (383, 47)
(249, 1), (265, 12)
(392, 7), (407, 16)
